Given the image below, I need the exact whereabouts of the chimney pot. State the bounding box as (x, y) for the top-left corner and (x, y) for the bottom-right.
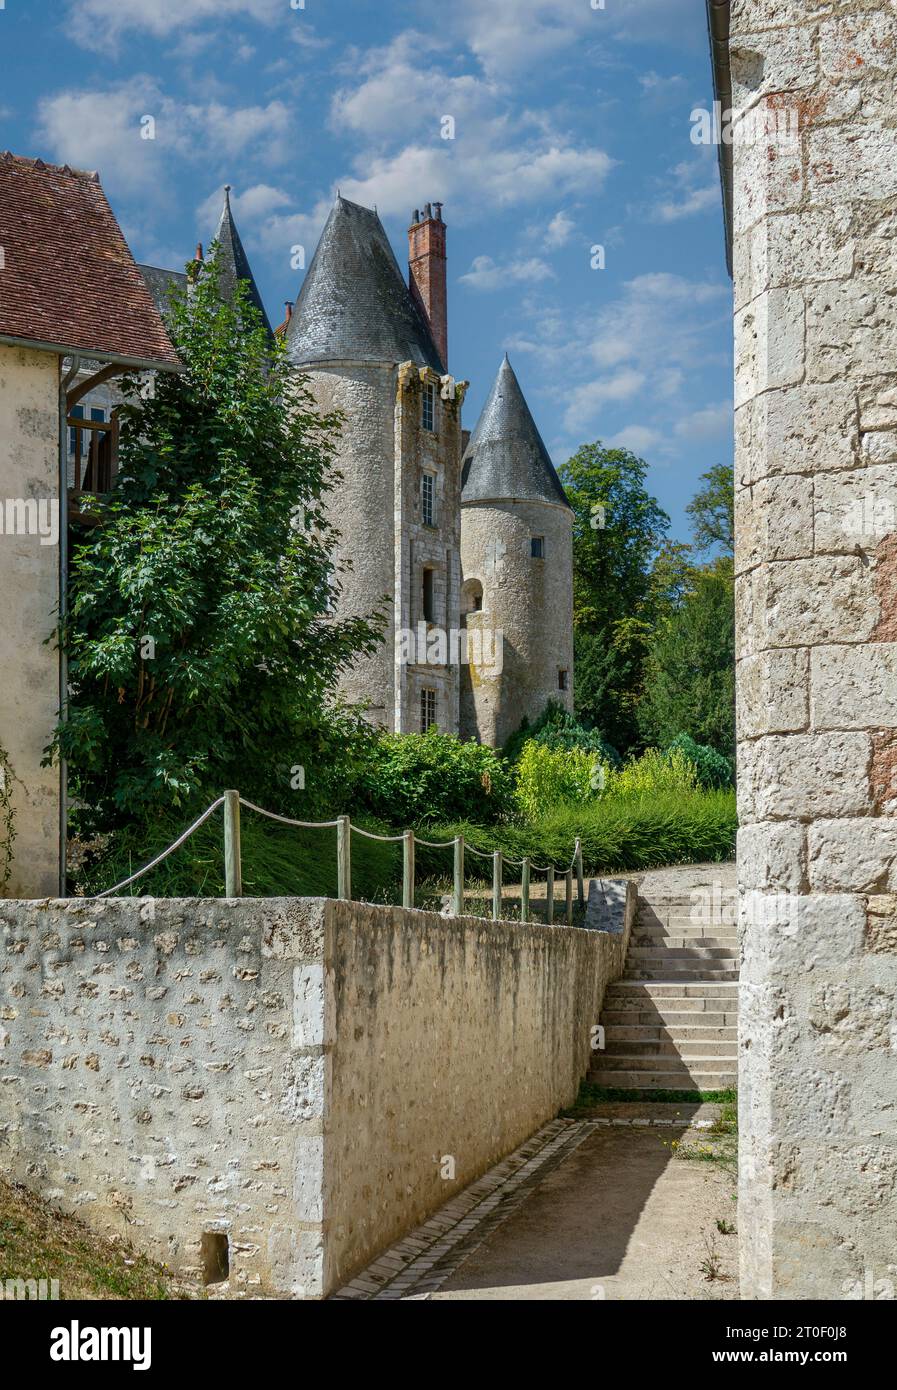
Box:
(195, 242), (204, 261)
(408, 201), (448, 369)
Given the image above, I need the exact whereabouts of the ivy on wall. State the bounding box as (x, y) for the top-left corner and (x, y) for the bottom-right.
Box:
(0, 743), (18, 892)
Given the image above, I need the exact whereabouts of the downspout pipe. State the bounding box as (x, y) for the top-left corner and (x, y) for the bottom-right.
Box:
(58, 354), (81, 896)
(706, 0), (733, 277)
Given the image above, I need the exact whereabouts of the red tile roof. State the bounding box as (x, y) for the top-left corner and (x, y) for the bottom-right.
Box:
(0, 153), (180, 368)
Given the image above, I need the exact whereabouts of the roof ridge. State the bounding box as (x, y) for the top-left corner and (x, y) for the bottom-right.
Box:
(1, 150), (99, 181)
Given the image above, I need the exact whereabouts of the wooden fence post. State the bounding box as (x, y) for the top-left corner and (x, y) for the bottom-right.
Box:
(337, 816), (352, 901)
(546, 866), (555, 925)
(521, 857), (531, 923)
(575, 837), (585, 908)
(565, 869), (574, 925)
(403, 830), (415, 910)
(492, 850), (503, 922)
(224, 790), (242, 898)
(452, 835), (464, 916)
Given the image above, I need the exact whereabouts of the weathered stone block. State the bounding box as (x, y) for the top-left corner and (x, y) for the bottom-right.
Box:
(736, 473), (813, 571)
(735, 289), (806, 408)
(742, 383), (858, 485)
(808, 818), (897, 892)
(811, 643), (897, 729)
(738, 731), (870, 822)
(736, 648), (809, 735)
(737, 821), (806, 891)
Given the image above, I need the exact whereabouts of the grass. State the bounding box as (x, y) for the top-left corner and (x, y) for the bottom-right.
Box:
(416, 788), (737, 881)
(0, 1177), (190, 1300)
(566, 1082), (737, 1112)
(72, 810), (401, 901)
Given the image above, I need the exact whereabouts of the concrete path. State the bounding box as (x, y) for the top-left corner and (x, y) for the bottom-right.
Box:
(429, 1105), (738, 1301)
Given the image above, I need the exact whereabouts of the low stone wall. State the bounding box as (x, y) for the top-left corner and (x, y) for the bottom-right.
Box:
(0, 890), (631, 1298)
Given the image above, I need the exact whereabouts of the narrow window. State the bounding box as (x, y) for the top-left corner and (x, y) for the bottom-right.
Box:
(201, 1232), (230, 1286)
(531, 536), (545, 559)
(422, 381), (436, 432)
(421, 687), (437, 732)
(421, 472), (435, 526)
(558, 669), (569, 692)
(423, 567), (435, 623)
(68, 404), (85, 457)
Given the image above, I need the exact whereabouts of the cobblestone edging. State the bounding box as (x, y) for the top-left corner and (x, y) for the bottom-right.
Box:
(331, 1109), (720, 1300)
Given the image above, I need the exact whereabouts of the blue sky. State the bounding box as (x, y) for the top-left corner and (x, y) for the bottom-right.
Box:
(1, 0), (732, 542)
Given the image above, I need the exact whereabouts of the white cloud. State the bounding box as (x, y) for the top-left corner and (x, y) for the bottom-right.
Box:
(66, 0), (285, 52)
(651, 157), (721, 223)
(608, 425), (665, 453)
(563, 370), (647, 433)
(34, 81), (293, 196)
(543, 210), (575, 250)
(674, 401), (733, 441)
(459, 255), (555, 292)
(196, 182), (293, 236)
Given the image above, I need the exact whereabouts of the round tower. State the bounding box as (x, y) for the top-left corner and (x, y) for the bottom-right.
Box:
(459, 356), (574, 747)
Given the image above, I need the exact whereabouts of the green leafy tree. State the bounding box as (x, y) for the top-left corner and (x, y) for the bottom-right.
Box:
(54, 254), (382, 830)
(559, 443), (670, 751)
(686, 463), (734, 556)
(638, 563), (736, 757)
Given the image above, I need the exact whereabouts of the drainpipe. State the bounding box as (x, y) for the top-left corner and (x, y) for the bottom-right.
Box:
(706, 0), (733, 277)
(58, 354), (81, 897)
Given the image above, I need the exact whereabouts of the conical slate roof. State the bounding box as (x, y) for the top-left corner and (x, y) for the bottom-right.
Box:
(285, 196), (444, 373)
(461, 356), (570, 509)
(210, 186), (273, 336)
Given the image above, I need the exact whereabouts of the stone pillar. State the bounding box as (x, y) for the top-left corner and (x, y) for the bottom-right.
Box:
(733, 0), (897, 1297)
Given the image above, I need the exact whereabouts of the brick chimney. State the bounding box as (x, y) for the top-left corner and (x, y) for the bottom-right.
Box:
(408, 201), (447, 370)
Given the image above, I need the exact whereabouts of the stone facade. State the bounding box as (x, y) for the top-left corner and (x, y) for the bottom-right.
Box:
(460, 498), (574, 746)
(0, 892), (631, 1298)
(0, 343), (61, 896)
(732, 0), (897, 1299)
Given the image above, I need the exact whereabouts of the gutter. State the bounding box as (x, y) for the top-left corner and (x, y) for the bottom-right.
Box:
(0, 333), (181, 374)
(706, 0), (733, 277)
(58, 356), (81, 896)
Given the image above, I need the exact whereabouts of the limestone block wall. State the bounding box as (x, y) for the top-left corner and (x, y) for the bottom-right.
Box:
(460, 499), (574, 746)
(0, 343), (61, 897)
(732, 0), (897, 1299)
(0, 893), (630, 1298)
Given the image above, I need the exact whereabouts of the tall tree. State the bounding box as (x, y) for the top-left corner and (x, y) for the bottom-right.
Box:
(560, 443), (669, 749)
(686, 463), (734, 556)
(54, 255), (382, 829)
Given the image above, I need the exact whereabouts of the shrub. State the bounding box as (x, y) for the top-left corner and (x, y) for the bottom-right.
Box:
(351, 731), (515, 827)
(611, 746), (698, 798)
(665, 733), (733, 789)
(502, 700), (621, 768)
(515, 740), (596, 820)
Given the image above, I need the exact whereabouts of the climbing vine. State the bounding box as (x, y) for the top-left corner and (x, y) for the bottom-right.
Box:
(0, 741), (17, 893)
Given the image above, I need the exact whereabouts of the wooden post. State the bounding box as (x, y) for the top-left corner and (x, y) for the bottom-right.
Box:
(224, 790), (242, 898)
(492, 850), (503, 922)
(565, 869), (574, 925)
(546, 866), (555, 925)
(521, 857), (530, 923)
(452, 835), (464, 916)
(403, 830), (415, 910)
(575, 837), (585, 908)
(337, 816), (351, 901)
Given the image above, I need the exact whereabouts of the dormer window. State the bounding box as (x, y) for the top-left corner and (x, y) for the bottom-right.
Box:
(422, 381), (436, 432)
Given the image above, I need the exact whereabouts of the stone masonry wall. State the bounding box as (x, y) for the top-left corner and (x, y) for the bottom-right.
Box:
(0, 343), (61, 897)
(732, 0), (897, 1298)
(1, 893), (630, 1298)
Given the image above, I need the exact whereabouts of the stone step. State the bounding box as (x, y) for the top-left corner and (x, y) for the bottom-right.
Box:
(632, 932), (738, 947)
(603, 1037), (736, 1058)
(628, 946), (738, 961)
(620, 973), (739, 984)
(605, 981), (738, 999)
(603, 1008), (738, 1027)
(604, 1023), (738, 1042)
(593, 1053), (736, 1074)
(587, 1067), (738, 1091)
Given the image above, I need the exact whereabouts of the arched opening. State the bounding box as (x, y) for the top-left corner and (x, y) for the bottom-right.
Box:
(461, 579), (484, 624)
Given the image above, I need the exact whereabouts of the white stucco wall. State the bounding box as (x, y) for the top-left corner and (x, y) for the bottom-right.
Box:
(0, 343), (61, 896)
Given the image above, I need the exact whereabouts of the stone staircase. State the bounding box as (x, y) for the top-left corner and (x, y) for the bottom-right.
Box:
(589, 875), (738, 1092)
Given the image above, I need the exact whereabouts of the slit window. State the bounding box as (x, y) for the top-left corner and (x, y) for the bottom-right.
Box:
(422, 382), (436, 432)
(531, 536), (545, 559)
(558, 669), (569, 692)
(421, 687), (437, 732)
(201, 1231), (230, 1286)
(423, 567), (436, 623)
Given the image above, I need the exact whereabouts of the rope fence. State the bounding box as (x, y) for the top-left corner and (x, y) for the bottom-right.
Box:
(98, 789), (587, 926)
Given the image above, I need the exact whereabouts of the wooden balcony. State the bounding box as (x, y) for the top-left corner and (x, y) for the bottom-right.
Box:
(68, 413), (119, 525)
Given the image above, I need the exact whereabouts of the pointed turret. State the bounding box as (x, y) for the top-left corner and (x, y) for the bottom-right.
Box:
(461, 356), (570, 509)
(210, 185), (273, 336)
(286, 196), (444, 373)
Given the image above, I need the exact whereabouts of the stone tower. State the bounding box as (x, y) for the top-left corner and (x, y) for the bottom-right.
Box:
(285, 197), (468, 733)
(459, 355), (574, 747)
